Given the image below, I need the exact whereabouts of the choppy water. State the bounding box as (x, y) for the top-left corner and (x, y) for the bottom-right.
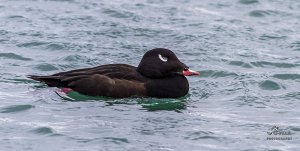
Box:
(0, 0), (300, 150)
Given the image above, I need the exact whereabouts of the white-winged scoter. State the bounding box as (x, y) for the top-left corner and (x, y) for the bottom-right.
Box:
(28, 48), (199, 98)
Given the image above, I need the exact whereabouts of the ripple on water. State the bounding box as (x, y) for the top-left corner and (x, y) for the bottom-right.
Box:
(235, 95), (266, 108)
(102, 8), (136, 19)
(6, 15), (31, 22)
(34, 63), (59, 71)
(132, 27), (171, 38)
(17, 42), (68, 51)
(273, 74), (300, 80)
(290, 127), (300, 132)
(140, 98), (186, 111)
(200, 70), (239, 78)
(0, 29), (8, 35)
(46, 43), (66, 50)
(283, 92), (300, 100)
(30, 127), (54, 135)
(250, 61), (298, 68)
(18, 31), (43, 37)
(5, 78), (34, 84)
(249, 9), (291, 18)
(249, 10), (270, 17)
(0, 53), (32, 61)
(229, 60), (253, 68)
(259, 80), (281, 90)
(17, 41), (48, 48)
(239, 0), (259, 5)
(103, 137), (129, 144)
(259, 34), (287, 40)
(0, 105), (34, 113)
(290, 41), (300, 51)
(7, 15), (26, 20)
(184, 131), (220, 141)
(63, 54), (87, 62)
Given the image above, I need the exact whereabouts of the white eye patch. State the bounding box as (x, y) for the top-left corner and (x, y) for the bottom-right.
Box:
(158, 54), (168, 62)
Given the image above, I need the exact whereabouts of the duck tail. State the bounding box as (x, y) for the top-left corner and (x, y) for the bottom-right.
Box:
(27, 75), (66, 87)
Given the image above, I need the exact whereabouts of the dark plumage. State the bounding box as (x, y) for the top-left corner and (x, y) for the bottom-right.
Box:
(28, 48), (199, 98)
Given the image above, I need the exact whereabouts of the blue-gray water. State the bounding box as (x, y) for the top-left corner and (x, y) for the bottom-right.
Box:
(0, 0), (299, 150)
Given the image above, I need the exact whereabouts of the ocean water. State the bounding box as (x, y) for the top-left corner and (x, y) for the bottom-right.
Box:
(0, 0), (299, 150)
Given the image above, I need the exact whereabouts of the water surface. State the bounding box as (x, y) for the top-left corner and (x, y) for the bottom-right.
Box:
(0, 0), (299, 150)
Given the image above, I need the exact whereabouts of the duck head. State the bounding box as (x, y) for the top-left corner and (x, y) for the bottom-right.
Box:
(137, 48), (200, 78)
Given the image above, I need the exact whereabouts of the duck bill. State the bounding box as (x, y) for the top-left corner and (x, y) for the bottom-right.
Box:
(183, 69), (200, 76)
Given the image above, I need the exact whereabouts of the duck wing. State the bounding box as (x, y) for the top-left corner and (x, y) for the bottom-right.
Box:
(28, 64), (147, 97)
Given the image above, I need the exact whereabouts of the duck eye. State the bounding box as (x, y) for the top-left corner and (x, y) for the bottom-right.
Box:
(184, 67), (189, 71)
(158, 54), (168, 62)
